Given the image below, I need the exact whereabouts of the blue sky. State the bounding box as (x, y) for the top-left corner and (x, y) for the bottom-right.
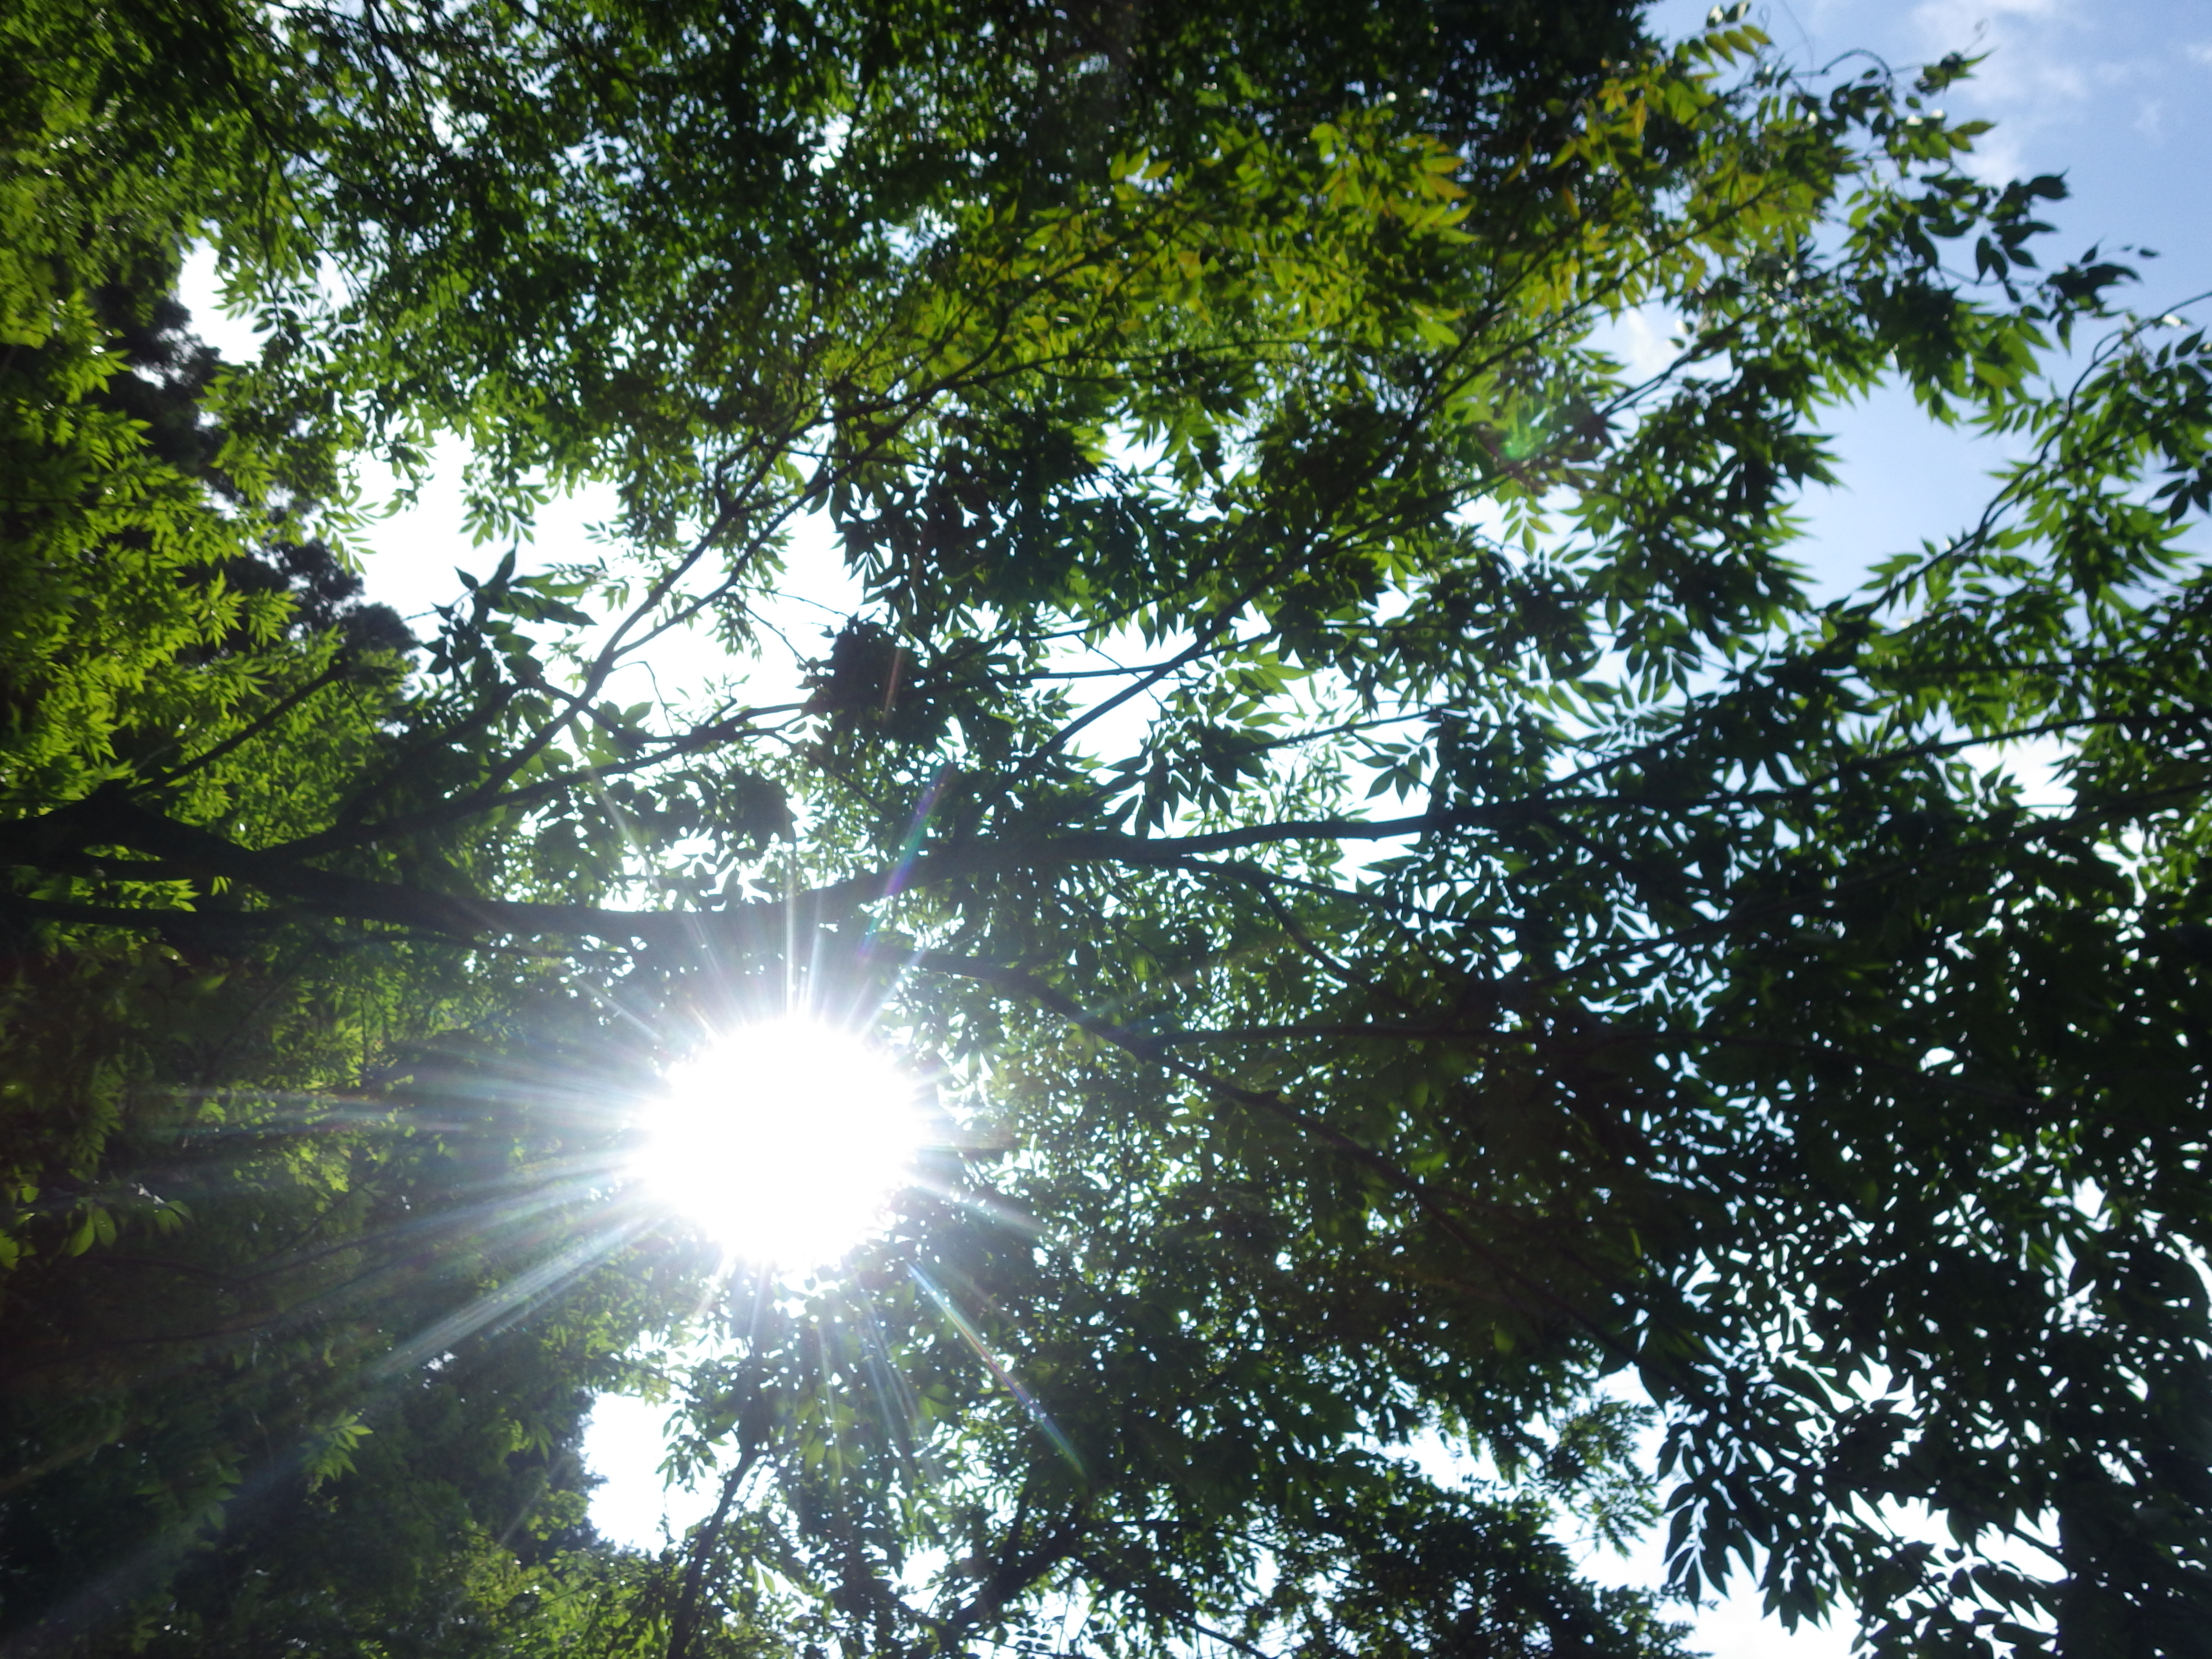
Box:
(1648, 0), (2210, 280)
(1646, 0), (2212, 605)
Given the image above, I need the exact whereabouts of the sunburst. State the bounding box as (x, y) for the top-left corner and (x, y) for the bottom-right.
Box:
(631, 1016), (924, 1269)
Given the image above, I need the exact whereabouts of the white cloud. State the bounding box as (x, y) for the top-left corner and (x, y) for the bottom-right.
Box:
(1910, 0), (2093, 106)
(1588, 303), (1688, 387)
(584, 1393), (718, 1549)
(1898, 0), (2176, 179)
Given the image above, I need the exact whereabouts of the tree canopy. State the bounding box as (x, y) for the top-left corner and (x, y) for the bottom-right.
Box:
(4, 1), (2211, 1656)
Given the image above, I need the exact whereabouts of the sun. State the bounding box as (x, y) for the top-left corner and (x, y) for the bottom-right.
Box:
(632, 1017), (924, 1269)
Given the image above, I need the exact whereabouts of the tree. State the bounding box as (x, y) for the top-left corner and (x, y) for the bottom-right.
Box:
(4, 1), (2211, 1656)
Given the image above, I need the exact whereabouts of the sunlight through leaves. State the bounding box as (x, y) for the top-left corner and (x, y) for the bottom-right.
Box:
(632, 1018), (923, 1269)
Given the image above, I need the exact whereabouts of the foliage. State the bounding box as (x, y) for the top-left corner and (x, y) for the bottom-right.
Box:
(3, 1), (2211, 1657)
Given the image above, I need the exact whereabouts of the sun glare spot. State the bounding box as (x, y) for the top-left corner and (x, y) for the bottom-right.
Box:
(633, 1018), (923, 1269)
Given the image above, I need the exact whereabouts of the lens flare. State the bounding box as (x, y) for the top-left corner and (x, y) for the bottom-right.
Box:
(632, 1017), (922, 1268)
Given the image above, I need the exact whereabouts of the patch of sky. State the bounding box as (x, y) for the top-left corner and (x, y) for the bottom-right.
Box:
(1648, 0), (2212, 299)
(810, 113), (851, 174)
(582, 1390), (720, 1550)
(1387, 1378), (1895, 1659)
